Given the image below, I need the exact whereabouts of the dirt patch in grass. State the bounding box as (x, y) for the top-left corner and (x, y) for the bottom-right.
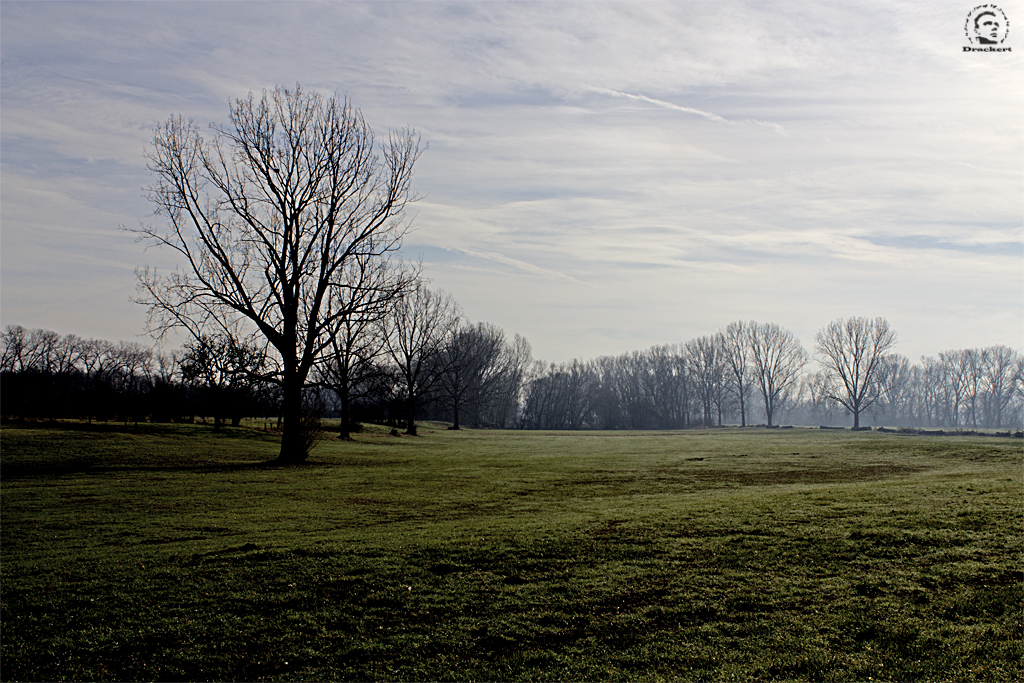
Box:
(703, 462), (926, 487)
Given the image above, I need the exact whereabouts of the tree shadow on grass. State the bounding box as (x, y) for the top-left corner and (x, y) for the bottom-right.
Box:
(0, 420), (331, 479)
(1, 458), (329, 480)
(1, 417), (279, 440)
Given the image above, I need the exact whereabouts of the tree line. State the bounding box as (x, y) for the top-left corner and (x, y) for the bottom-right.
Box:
(519, 319), (1023, 431)
(0, 325), (274, 426)
(1, 299), (533, 436)
(5, 315), (1021, 433)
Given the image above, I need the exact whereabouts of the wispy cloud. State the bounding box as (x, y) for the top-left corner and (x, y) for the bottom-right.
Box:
(413, 243), (588, 287)
(588, 86), (785, 132)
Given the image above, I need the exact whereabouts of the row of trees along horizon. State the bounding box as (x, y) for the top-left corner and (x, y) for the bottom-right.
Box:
(5, 85), (1020, 462)
(4, 318), (1022, 436)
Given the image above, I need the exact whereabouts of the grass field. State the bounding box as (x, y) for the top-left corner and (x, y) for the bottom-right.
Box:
(1, 421), (1021, 681)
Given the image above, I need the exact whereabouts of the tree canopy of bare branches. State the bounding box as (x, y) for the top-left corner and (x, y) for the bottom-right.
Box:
(382, 284), (461, 435)
(438, 322), (523, 430)
(748, 322), (808, 427)
(180, 333), (268, 431)
(318, 259), (415, 439)
(132, 85), (421, 461)
(721, 321), (753, 427)
(686, 334), (732, 428)
(814, 316), (897, 428)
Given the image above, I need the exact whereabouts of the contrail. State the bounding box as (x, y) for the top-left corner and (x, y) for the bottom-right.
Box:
(590, 87), (784, 132)
(456, 246), (589, 286)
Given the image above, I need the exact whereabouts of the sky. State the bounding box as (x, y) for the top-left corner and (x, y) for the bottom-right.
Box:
(1, 0), (1021, 365)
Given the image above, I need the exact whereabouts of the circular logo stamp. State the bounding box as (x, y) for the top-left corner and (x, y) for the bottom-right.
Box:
(965, 4), (1010, 45)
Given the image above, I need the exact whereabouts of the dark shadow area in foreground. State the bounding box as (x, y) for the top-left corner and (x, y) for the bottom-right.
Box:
(1, 456), (334, 480)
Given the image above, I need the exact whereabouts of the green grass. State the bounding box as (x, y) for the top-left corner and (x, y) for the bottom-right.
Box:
(1, 421), (1021, 681)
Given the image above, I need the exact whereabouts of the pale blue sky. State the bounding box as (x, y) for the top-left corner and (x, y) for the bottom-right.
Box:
(2, 0), (1021, 363)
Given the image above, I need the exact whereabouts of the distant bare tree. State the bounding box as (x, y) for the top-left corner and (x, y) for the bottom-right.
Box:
(1, 325), (28, 373)
(149, 350), (185, 422)
(521, 359), (599, 430)
(645, 344), (690, 430)
(686, 334), (727, 427)
(915, 357), (944, 427)
(961, 348), (985, 429)
(180, 333), (267, 431)
(382, 284), (460, 435)
(1014, 356), (1024, 422)
(591, 346), (691, 430)
(748, 322), (807, 427)
(979, 345), (1020, 427)
(22, 328), (64, 375)
(483, 333), (533, 428)
(109, 341), (156, 425)
(937, 350), (970, 428)
(814, 317), (897, 429)
(799, 370), (840, 425)
(319, 259), (415, 439)
(603, 351), (653, 429)
(438, 322), (512, 429)
(721, 321), (753, 426)
(132, 84), (421, 462)
(872, 353), (913, 426)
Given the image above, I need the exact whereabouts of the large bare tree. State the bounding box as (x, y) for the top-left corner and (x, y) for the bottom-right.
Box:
(748, 321), (807, 427)
(814, 316), (897, 429)
(133, 85), (421, 462)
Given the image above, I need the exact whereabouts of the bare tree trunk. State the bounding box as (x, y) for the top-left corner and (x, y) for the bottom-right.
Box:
(279, 369), (306, 462)
(338, 377), (351, 440)
(406, 395), (418, 436)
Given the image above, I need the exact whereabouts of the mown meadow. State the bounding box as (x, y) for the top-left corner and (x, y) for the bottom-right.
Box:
(1, 421), (1021, 681)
